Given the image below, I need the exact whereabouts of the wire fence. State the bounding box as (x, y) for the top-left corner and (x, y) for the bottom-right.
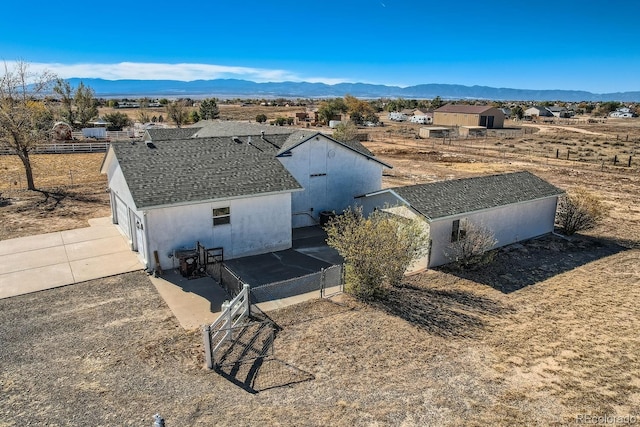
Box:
(250, 264), (344, 303)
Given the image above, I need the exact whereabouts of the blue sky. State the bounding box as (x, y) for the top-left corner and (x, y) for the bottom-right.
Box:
(2, 0), (638, 93)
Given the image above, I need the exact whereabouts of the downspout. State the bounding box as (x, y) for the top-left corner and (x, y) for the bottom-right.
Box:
(142, 210), (152, 271)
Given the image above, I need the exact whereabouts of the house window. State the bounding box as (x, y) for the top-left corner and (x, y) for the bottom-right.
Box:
(451, 219), (467, 242)
(213, 207), (230, 226)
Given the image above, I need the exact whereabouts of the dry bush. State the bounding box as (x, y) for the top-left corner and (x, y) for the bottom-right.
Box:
(556, 188), (608, 235)
(325, 206), (428, 300)
(445, 221), (498, 269)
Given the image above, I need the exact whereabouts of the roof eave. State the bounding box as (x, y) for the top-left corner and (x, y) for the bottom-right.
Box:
(136, 187), (303, 211)
(277, 132), (393, 168)
(424, 193), (564, 223)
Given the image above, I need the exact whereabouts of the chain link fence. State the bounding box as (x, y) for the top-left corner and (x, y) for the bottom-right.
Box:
(250, 264), (344, 303)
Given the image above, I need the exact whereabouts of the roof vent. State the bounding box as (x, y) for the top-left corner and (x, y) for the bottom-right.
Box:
(260, 130), (265, 139)
(145, 141), (156, 149)
(232, 136), (242, 144)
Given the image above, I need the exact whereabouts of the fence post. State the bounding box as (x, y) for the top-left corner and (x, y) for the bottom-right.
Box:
(225, 301), (233, 341)
(243, 284), (250, 317)
(202, 324), (213, 369)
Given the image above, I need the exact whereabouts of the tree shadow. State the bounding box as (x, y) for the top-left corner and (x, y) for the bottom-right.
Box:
(0, 193), (10, 207)
(374, 283), (513, 338)
(34, 188), (67, 211)
(437, 234), (628, 294)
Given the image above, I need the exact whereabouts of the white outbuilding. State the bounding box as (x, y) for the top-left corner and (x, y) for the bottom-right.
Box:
(357, 171), (564, 270)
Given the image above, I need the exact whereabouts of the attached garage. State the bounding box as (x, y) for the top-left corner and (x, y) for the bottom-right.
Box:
(113, 194), (131, 239)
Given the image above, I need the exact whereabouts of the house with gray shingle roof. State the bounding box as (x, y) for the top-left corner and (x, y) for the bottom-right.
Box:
(357, 171), (564, 269)
(101, 122), (391, 270)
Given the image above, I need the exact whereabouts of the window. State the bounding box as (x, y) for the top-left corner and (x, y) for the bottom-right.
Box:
(451, 219), (467, 242)
(213, 207), (230, 226)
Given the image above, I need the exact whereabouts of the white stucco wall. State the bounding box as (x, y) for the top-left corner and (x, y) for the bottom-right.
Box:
(428, 196), (559, 267)
(144, 192), (293, 270)
(278, 135), (385, 228)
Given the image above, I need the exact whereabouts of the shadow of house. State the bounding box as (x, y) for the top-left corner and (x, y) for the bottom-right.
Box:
(437, 234), (628, 294)
(375, 283), (513, 338)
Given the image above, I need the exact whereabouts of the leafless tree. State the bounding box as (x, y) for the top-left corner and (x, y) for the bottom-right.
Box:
(445, 221), (497, 269)
(0, 61), (56, 190)
(166, 100), (189, 128)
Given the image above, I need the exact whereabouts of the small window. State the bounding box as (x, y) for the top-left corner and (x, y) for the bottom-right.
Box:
(451, 219), (467, 242)
(213, 207), (230, 226)
(451, 219), (460, 242)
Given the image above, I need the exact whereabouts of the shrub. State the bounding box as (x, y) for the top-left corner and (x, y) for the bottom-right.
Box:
(325, 207), (429, 300)
(555, 188), (607, 235)
(445, 221), (498, 269)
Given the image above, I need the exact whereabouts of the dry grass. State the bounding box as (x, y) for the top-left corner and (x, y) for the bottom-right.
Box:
(3, 245), (638, 426)
(0, 153), (110, 240)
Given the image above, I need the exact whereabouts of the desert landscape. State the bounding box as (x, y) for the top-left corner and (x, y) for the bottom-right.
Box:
(1, 108), (639, 426)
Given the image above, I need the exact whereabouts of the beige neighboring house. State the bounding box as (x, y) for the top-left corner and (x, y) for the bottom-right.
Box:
(524, 106), (554, 117)
(433, 104), (505, 129)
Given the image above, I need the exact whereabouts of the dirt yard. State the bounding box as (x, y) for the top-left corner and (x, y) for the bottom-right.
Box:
(0, 153), (110, 240)
(1, 116), (640, 425)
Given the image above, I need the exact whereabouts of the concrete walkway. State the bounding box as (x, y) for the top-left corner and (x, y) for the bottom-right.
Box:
(0, 217), (143, 299)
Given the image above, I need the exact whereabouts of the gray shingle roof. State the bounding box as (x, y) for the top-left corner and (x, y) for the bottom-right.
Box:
(189, 120), (297, 138)
(390, 171), (563, 221)
(145, 127), (201, 141)
(277, 131), (383, 165)
(111, 137), (301, 209)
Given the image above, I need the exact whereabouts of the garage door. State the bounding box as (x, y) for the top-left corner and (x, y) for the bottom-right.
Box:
(114, 195), (130, 238)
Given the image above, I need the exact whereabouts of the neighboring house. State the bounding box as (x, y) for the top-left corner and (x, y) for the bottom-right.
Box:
(357, 171), (564, 269)
(101, 122), (390, 270)
(610, 108), (634, 118)
(433, 104), (505, 129)
(524, 106), (554, 117)
(547, 106), (572, 118)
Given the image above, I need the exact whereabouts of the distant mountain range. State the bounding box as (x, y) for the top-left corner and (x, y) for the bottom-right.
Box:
(66, 78), (640, 102)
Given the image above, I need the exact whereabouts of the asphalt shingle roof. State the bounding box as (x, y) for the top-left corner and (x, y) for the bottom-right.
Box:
(189, 121), (297, 138)
(391, 171), (564, 221)
(145, 127), (201, 140)
(111, 137), (301, 209)
(277, 131), (378, 161)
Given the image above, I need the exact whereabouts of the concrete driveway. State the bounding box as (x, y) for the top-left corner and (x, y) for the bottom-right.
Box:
(0, 217), (143, 299)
